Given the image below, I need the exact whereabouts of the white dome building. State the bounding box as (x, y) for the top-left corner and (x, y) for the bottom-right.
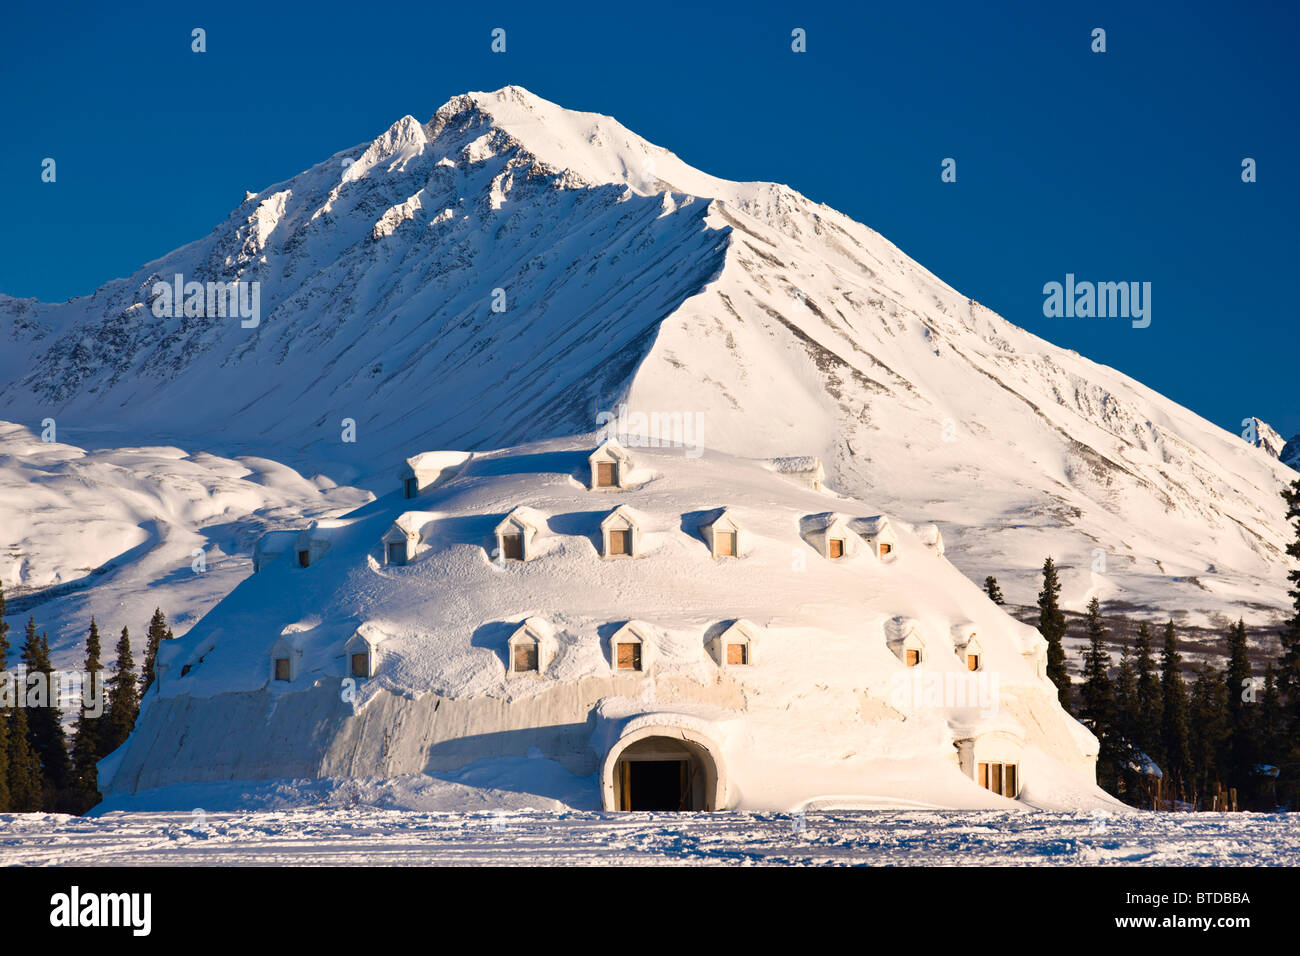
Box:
(106, 437), (1102, 812)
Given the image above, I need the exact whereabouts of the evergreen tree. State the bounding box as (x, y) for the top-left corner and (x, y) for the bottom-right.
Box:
(5, 705), (43, 811)
(1133, 622), (1163, 766)
(1223, 619), (1258, 804)
(1277, 476), (1300, 805)
(0, 582), (9, 811)
(102, 626), (139, 755)
(69, 617), (104, 811)
(1113, 639), (1143, 803)
(1078, 598), (1118, 792)
(1258, 665), (1283, 807)
(983, 576), (1005, 605)
(20, 618), (71, 808)
(1037, 557), (1071, 712)
(1160, 621), (1192, 804)
(140, 607), (171, 696)
(1189, 662), (1229, 808)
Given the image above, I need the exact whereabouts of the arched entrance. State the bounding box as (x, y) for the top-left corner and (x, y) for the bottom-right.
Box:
(601, 727), (726, 811)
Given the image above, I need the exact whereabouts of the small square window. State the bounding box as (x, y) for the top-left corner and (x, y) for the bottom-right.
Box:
(880, 542), (892, 556)
(387, 542), (406, 564)
(906, 648), (921, 667)
(715, 531), (736, 557)
(501, 533), (524, 560)
(351, 653), (370, 678)
(597, 462), (617, 487)
(828, 538), (844, 558)
(727, 643), (748, 666)
(608, 529), (632, 556)
(513, 644), (538, 673)
(967, 653), (980, 671)
(616, 642), (642, 671)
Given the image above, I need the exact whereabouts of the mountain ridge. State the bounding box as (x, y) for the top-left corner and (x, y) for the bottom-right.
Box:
(2, 85), (1292, 624)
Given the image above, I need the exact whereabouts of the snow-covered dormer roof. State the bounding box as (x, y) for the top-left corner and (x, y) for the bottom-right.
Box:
(851, 515), (894, 540)
(383, 511), (431, 543)
(700, 507), (741, 532)
(510, 617), (554, 644)
(399, 450), (471, 480)
(589, 438), (631, 466)
(917, 523), (944, 555)
(346, 623), (389, 651)
(600, 504), (640, 531)
(494, 506), (540, 536)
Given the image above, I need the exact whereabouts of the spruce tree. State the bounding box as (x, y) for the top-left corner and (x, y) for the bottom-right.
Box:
(1277, 476), (1300, 805)
(1113, 639), (1142, 803)
(1078, 598), (1117, 792)
(1037, 557), (1071, 712)
(1189, 662), (1229, 808)
(140, 607), (170, 696)
(1133, 622), (1163, 766)
(20, 618), (71, 808)
(1223, 619), (1257, 804)
(5, 705), (43, 811)
(983, 576), (1005, 605)
(0, 582), (9, 811)
(1160, 620), (1192, 804)
(70, 617), (104, 811)
(102, 626), (139, 754)
(1258, 665), (1282, 807)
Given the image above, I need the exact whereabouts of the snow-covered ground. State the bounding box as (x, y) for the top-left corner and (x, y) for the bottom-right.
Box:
(2, 806), (1296, 866)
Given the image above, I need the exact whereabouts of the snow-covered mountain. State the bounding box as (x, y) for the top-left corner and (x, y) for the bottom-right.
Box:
(1245, 417), (1288, 460)
(2, 86), (1294, 625)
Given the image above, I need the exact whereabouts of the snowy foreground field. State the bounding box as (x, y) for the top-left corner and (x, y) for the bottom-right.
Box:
(2, 809), (1298, 866)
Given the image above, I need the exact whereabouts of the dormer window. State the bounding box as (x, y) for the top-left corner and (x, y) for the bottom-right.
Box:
(906, 648), (921, 667)
(617, 642), (642, 671)
(601, 506), (640, 559)
(387, 542), (406, 564)
(274, 657), (291, 681)
(710, 620), (757, 669)
(351, 653), (370, 678)
(699, 509), (745, 560)
(502, 533), (523, 559)
(967, 652), (980, 671)
(404, 477), (417, 499)
(507, 619), (553, 677)
(880, 542), (893, 556)
(829, 538), (845, 558)
(597, 462), (618, 487)
(298, 550), (310, 568)
(588, 439), (632, 491)
(512, 643), (538, 672)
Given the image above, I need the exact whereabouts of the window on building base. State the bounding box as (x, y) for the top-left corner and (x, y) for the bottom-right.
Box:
(512, 644), (538, 673)
(597, 462), (618, 487)
(404, 477), (417, 499)
(828, 538), (844, 558)
(274, 658), (291, 681)
(978, 761), (1018, 798)
(880, 542), (892, 556)
(609, 529), (631, 556)
(387, 542), (406, 564)
(966, 653), (980, 671)
(905, 648), (921, 667)
(727, 643), (749, 666)
(616, 642), (642, 671)
(351, 653), (370, 678)
(501, 533), (524, 560)
(298, 550), (310, 568)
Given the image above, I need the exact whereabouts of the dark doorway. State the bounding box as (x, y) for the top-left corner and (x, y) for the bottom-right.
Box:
(627, 760), (688, 811)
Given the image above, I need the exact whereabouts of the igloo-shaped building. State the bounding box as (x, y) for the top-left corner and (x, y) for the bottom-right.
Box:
(103, 437), (1104, 813)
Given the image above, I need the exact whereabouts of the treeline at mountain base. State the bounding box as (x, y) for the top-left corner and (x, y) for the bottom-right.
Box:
(0, 591), (169, 814)
(983, 475), (1300, 811)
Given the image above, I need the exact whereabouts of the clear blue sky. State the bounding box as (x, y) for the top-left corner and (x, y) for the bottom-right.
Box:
(2, 0), (1296, 439)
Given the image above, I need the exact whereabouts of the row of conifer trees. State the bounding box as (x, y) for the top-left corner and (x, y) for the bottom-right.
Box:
(983, 475), (1300, 810)
(0, 584), (168, 814)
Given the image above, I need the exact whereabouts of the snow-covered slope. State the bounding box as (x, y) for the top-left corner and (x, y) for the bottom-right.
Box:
(104, 438), (1102, 811)
(0, 421), (370, 646)
(1, 86), (1293, 624)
